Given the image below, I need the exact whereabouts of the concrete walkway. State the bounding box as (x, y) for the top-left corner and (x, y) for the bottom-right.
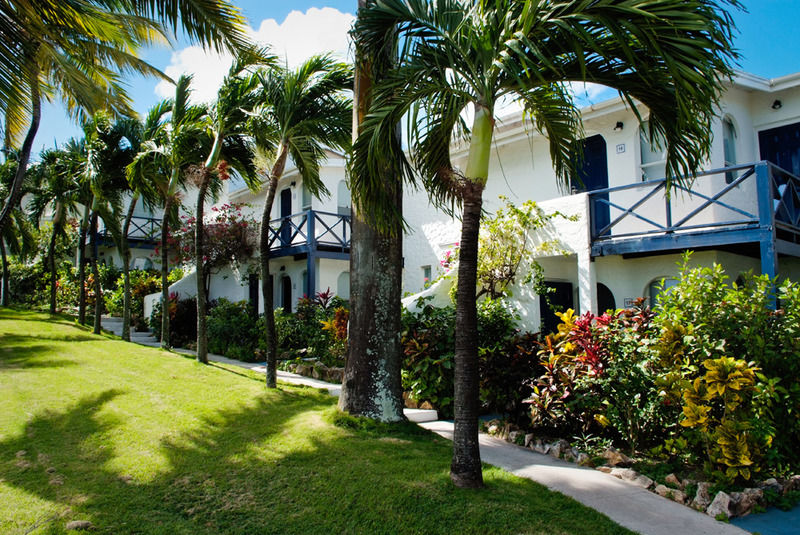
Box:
(420, 420), (748, 535)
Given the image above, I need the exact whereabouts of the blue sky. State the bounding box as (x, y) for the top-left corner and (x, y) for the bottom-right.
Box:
(33, 0), (800, 155)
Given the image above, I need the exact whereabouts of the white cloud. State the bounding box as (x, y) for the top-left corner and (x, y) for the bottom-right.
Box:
(155, 7), (355, 104)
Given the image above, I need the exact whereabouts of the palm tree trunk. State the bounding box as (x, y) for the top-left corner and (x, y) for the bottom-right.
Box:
(47, 227), (58, 314)
(1, 239), (9, 306)
(91, 212), (102, 334)
(78, 204), (90, 324)
(160, 198), (172, 348)
(0, 62), (40, 235)
(450, 185), (485, 488)
(339, 13), (405, 421)
(260, 145), (287, 388)
(450, 104), (493, 488)
(121, 196), (138, 341)
(195, 179), (209, 364)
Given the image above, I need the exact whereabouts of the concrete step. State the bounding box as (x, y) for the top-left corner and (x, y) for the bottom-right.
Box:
(403, 408), (439, 423)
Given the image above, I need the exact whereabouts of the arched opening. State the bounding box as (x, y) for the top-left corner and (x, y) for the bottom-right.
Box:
(647, 277), (678, 308)
(723, 116), (738, 184)
(597, 283), (616, 313)
(281, 275), (292, 313)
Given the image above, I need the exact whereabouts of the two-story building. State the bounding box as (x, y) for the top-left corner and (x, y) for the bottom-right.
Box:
(401, 70), (800, 332)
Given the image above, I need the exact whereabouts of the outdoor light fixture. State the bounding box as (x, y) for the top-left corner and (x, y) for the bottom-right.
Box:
(290, 181), (297, 187)
(772, 100), (782, 110)
(613, 121), (624, 132)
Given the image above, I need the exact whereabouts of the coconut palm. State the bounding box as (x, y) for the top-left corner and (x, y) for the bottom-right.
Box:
(0, 0), (251, 241)
(0, 152), (35, 306)
(351, 0), (740, 487)
(191, 50), (270, 364)
(27, 147), (85, 314)
(249, 55), (352, 388)
(82, 113), (147, 338)
(129, 76), (213, 348)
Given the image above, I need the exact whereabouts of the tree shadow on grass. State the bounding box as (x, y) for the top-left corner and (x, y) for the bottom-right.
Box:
(0, 384), (631, 535)
(0, 334), (84, 370)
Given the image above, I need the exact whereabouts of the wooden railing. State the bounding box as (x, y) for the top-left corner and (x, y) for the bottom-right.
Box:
(587, 162), (800, 244)
(266, 209), (351, 253)
(98, 216), (161, 243)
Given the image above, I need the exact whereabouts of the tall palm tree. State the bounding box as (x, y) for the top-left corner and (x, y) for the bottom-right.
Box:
(129, 76), (211, 348)
(28, 148), (85, 314)
(249, 55), (352, 388)
(0, 152), (35, 306)
(192, 50), (267, 364)
(352, 0), (740, 488)
(0, 0), (251, 240)
(338, 0), (405, 423)
(83, 113), (144, 337)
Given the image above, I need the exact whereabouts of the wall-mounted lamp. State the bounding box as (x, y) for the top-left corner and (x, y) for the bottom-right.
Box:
(290, 181), (297, 187)
(279, 265), (286, 272)
(771, 100), (782, 110)
(613, 121), (624, 132)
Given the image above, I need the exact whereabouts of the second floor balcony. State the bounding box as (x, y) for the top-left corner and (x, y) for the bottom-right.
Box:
(587, 161), (800, 275)
(267, 209), (351, 260)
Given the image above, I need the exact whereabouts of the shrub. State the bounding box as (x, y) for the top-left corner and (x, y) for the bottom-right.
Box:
(207, 299), (261, 362)
(400, 297), (527, 419)
(149, 294), (196, 348)
(106, 269), (161, 330)
(274, 289), (348, 367)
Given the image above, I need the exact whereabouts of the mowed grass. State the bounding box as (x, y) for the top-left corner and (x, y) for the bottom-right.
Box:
(0, 308), (632, 535)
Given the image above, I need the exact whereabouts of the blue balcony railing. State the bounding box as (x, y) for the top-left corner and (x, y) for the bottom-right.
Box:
(98, 216), (161, 244)
(588, 161), (800, 243)
(267, 209), (351, 256)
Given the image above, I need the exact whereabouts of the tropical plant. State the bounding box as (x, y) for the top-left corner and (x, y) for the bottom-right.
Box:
(0, 0), (251, 244)
(0, 152), (35, 305)
(128, 76), (211, 348)
(351, 0), (740, 487)
(27, 147), (85, 314)
(191, 52), (265, 364)
(249, 54), (352, 386)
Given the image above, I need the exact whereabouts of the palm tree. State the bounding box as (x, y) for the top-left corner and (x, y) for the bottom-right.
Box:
(82, 113), (145, 337)
(0, 152), (35, 306)
(192, 51), (267, 364)
(129, 76), (211, 348)
(338, 0), (405, 423)
(27, 148), (85, 314)
(0, 0), (251, 240)
(351, 0), (740, 488)
(249, 55), (352, 388)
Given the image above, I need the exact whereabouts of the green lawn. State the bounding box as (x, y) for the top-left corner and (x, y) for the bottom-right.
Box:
(0, 308), (632, 535)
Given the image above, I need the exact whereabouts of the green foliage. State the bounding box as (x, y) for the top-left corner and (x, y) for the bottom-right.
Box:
(149, 294), (197, 349)
(401, 297), (536, 420)
(527, 255), (800, 484)
(207, 299), (261, 362)
(7, 261), (48, 305)
(106, 269), (161, 330)
(274, 289), (348, 367)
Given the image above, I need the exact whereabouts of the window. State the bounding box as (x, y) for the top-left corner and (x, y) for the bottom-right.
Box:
(723, 117), (737, 184)
(648, 277), (678, 307)
(337, 180), (351, 215)
(422, 265), (432, 286)
(301, 183), (312, 210)
(639, 121), (667, 181)
(337, 271), (350, 300)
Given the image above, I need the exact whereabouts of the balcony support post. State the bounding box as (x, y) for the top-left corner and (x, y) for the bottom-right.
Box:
(756, 163), (778, 308)
(307, 210), (317, 297)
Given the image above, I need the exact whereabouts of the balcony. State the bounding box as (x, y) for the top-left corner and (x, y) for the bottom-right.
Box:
(266, 209), (351, 260)
(97, 216), (161, 247)
(588, 161), (800, 275)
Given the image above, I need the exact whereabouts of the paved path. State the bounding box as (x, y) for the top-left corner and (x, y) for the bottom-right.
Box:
(420, 420), (748, 535)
